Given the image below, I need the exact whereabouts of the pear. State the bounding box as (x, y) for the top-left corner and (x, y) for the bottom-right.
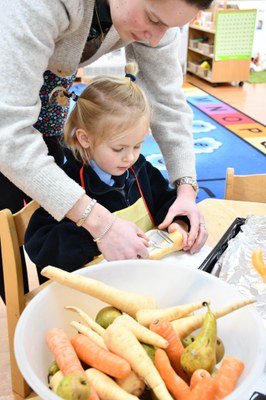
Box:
(56, 373), (90, 400)
(216, 336), (225, 364)
(141, 343), (156, 364)
(48, 360), (60, 377)
(95, 306), (122, 329)
(180, 302), (217, 378)
(182, 334), (196, 348)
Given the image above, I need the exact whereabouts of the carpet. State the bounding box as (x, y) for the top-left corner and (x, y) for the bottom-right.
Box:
(72, 83), (266, 203)
(247, 70), (266, 84)
(141, 85), (266, 202)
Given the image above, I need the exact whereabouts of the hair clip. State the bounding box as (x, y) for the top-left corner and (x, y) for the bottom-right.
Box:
(125, 73), (136, 82)
(63, 91), (79, 102)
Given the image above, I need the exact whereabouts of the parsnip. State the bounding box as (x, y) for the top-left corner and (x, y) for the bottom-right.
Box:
(49, 370), (64, 392)
(115, 371), (146, 397)
(65, 305), (105, 336)
(104, 324), (173, 400)
(171, 297), (256, 338)
(148, 230), (183, 260)
(112, 314), (168, 348)
(70, 321), (108, 349)
(41, 266), (158, 317)
(136, 300), (209, 327)
(85, 368), (139, 400)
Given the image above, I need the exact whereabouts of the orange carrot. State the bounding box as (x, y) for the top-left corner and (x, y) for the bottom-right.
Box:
(190, 369), (211, 390)
(184, 375), (217, 400)
(71, 333), (131, 379)
(150, 318), (188, 382)
(214, 355), (244, 399)
(155, 348), (190, 400)
(46, 327), (85, 377)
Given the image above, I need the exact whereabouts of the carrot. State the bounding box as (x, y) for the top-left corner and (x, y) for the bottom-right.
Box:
(150, 318), (188, 382)
(171, 298), (256, 339)
(189, 369), (211, 389)
(41, 266), (158, 317)
(85, 368), (139, 400)
(155, 348), (190, 400)
(46, 327), (85, 377)
(70, 321), (108, 349)
(251, 248), (266, 282)
(184, 375), (217, 400)
(136, 300), (209, 327)
(112, 314), (168, 348)
(214, 355), (245, 399)
(71, 333), (131, 379)
(104, 324), (173, 400)
(65, 305), (105, 336)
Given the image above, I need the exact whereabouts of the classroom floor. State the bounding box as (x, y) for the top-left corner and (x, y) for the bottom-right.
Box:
(1, 74), (266, 400)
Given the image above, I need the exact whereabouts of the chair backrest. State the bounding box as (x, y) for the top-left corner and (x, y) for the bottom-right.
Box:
(0, 200), (40, 398)
(225, 167), (266, 202)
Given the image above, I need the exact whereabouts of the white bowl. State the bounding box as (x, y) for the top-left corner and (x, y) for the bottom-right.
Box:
(14, 260), (266, 400)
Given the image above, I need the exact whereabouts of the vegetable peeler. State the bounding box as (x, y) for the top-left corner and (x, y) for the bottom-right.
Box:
(146, 229), (183, 260)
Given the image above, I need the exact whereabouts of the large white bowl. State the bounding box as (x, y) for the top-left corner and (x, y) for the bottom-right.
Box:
(14, 260), (266, 400)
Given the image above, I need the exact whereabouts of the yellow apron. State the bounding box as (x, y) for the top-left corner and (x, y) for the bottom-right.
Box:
(113, 197), (154, 232)
(80, 164), (155, 265)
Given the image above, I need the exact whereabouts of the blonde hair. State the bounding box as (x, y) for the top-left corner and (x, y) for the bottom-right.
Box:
(62, 63), (150, 162)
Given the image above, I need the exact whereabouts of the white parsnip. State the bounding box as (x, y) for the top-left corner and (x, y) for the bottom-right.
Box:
(136, 300), (210, 326)
(171, 297), (256, 338)
(65, 305), (105, 336)
(70, 321), (108, 349)
(42, 266), (158, 317)
(112, 314), (168, 348)
(49, 370), (64, 392)
(104, 324), (173, 400)
(115, 371), (146, 397)
(85, 368), (139, 400)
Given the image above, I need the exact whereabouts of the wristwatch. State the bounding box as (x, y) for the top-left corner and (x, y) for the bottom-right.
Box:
(173, 177), (199, 193)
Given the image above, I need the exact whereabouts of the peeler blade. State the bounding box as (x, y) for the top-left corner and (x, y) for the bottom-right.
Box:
(146, 229), (174, 250)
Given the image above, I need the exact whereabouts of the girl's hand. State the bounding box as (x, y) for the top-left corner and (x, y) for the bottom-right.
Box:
(158, 185), (208, 254)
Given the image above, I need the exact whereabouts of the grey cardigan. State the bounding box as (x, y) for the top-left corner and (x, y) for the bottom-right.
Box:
(0, 0), (194, 220)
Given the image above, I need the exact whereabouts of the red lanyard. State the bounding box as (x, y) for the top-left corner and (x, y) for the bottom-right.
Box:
(79, 162), (155, 226)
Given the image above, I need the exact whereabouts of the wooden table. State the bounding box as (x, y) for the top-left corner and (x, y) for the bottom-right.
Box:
(198, 198), (266, 248)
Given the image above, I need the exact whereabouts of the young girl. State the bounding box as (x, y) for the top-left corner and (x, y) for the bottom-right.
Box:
(25, 63), (189, 275)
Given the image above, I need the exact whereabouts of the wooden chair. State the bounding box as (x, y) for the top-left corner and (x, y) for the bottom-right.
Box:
(0, 200), (41, 398)
(225, 167), (266, 202)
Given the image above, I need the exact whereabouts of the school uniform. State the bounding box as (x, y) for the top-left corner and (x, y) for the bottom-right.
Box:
(25, 151), (187, 273)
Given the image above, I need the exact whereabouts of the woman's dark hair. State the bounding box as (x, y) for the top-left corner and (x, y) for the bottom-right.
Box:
(184, 0), (213, 10)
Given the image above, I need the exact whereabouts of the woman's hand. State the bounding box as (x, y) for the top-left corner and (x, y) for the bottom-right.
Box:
(158, 185), (208, 254)
(67, 195), (150, 260)
(167, 221), (189, 246)
(96, 217), (150, 260)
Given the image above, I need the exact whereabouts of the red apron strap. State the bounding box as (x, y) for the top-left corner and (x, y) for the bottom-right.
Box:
(79, 161), (86, 189)
(79, 163), (155, 226)
(130, 166), (155, 226)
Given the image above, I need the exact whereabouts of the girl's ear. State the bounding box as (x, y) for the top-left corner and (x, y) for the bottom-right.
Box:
(76, 129), (91, 148)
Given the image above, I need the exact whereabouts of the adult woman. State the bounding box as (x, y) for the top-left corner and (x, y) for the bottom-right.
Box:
(0, 0), (211, 287)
